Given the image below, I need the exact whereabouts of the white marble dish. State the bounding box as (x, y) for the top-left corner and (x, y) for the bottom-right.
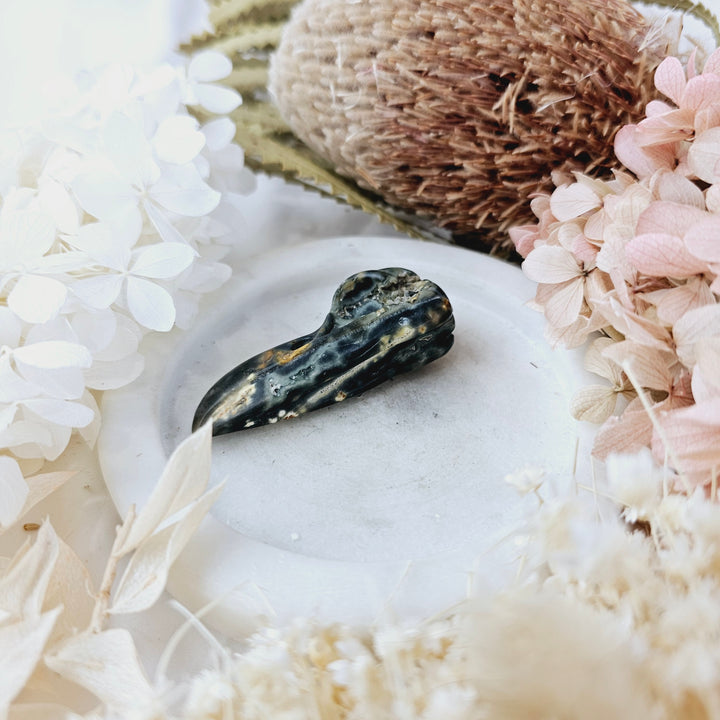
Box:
(99, 235), (589, 634)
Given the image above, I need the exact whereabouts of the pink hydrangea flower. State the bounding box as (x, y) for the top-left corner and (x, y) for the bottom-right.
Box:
(511, 48), (720, 488)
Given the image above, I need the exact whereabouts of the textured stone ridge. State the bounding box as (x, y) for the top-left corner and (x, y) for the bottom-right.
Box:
(270, 0), (666, 249)
(193, 267), (455, 435)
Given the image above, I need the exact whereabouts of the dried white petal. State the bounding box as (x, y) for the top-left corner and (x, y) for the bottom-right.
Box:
(21, 398), (94, 428)
(188, 51), (232, 82)
(0, 456), (29, 530)
(153, 115), (205, 164)
(130, 242), (196, 280)
(0, 522), (58, 619)
(193, 83), (241, 114)
(0, 609), (61, 714)
(150, 164), (220, 217)
(110, 482), (224, 614)
(13, 342), (92, 370)
(45, 629), (154, 712)
(115, 422), (212, 555)
(0, 209), (55, 268)
(43, 537), (95, 648)
(126, 276), (176, 331)
(8, 275), (67, 324)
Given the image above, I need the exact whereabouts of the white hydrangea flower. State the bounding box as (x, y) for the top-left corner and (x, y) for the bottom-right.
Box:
(0, 49), (249, 475)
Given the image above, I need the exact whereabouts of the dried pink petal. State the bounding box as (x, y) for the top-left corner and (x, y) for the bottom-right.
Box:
(654, 56), (686, 106)
(522, 245), (581, 284)
(684, 216), (720, 263)
(550, 183), (601, 222)
(704, 47), (720, 75)
(625, 232), (708, 278)
(644, 278), (715, 326)
(508, 224), (539, 258)
(602, 340), (674, 392)
(651, 171), (704, 208)
(635, 201), (707, 236)
(614, 125), (676, 179)
(658, 398), (720, 477)
(687, 127), (720, 183)
(593, 398), (653, 460)
(540, 279), (585, 329)
(681, 74), (720, 113)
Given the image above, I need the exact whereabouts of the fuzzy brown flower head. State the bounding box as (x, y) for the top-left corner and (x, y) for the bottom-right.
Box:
(270, 0), (667, 251)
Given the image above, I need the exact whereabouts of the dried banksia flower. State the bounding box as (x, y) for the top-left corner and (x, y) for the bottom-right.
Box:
(270, 0), (668, 250)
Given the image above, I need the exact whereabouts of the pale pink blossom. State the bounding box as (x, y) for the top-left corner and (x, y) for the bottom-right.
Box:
(511, 47), (720, 487)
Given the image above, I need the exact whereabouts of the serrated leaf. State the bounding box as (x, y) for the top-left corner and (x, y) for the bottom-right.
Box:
(205, 21), (285, 56)
(230, 110), (430, 239)
(208, 0), (299, 29)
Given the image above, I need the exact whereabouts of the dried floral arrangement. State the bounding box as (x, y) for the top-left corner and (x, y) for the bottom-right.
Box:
(511, 48), (720, 488)
(5, 0), (720, 718)
(191, 0), (720, 252)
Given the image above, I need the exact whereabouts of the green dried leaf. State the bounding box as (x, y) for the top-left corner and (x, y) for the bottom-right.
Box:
(193, 21), (285, 56)
(209, 0), (299, 29)
(233, 115), (434, 238)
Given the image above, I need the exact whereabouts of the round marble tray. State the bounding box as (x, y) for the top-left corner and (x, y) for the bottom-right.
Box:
(99, 236), (589, 634)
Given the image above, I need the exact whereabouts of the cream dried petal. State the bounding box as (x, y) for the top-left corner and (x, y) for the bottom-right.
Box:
(114, 422), (212, 555)
(45, 628), (154, 713)
(0, 522), (59, 619)
(523, 246), (580, 284)
(583, 336), (622, 384)
(541, 279), (585, 330)
(43, 537), (94, 648)
(0, 456), (29, 531)
(603, 341), (673, 392)
(130, 242), (196, 280)
(188, 51), (232, 82)
(550, 183), (600, 222)
(21, 399), (94, 428)
(110, 482), (224, 614)
(571, 385), (618, 423)
(0, 609), (61, 715)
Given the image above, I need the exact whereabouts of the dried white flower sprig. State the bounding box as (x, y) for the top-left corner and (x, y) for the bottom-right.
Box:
(0, 50), (253, 489)
(8, 435), (720, 719)
(0, 423), (222, 717)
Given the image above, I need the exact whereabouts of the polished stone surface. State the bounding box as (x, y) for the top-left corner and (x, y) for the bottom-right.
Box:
(193, 267), (455, 435)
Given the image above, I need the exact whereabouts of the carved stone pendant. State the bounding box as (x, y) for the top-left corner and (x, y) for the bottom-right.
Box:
(193, 267), (455, 436)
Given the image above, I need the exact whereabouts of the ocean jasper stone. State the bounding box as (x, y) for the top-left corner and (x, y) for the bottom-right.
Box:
(192, 267), (455, 436)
